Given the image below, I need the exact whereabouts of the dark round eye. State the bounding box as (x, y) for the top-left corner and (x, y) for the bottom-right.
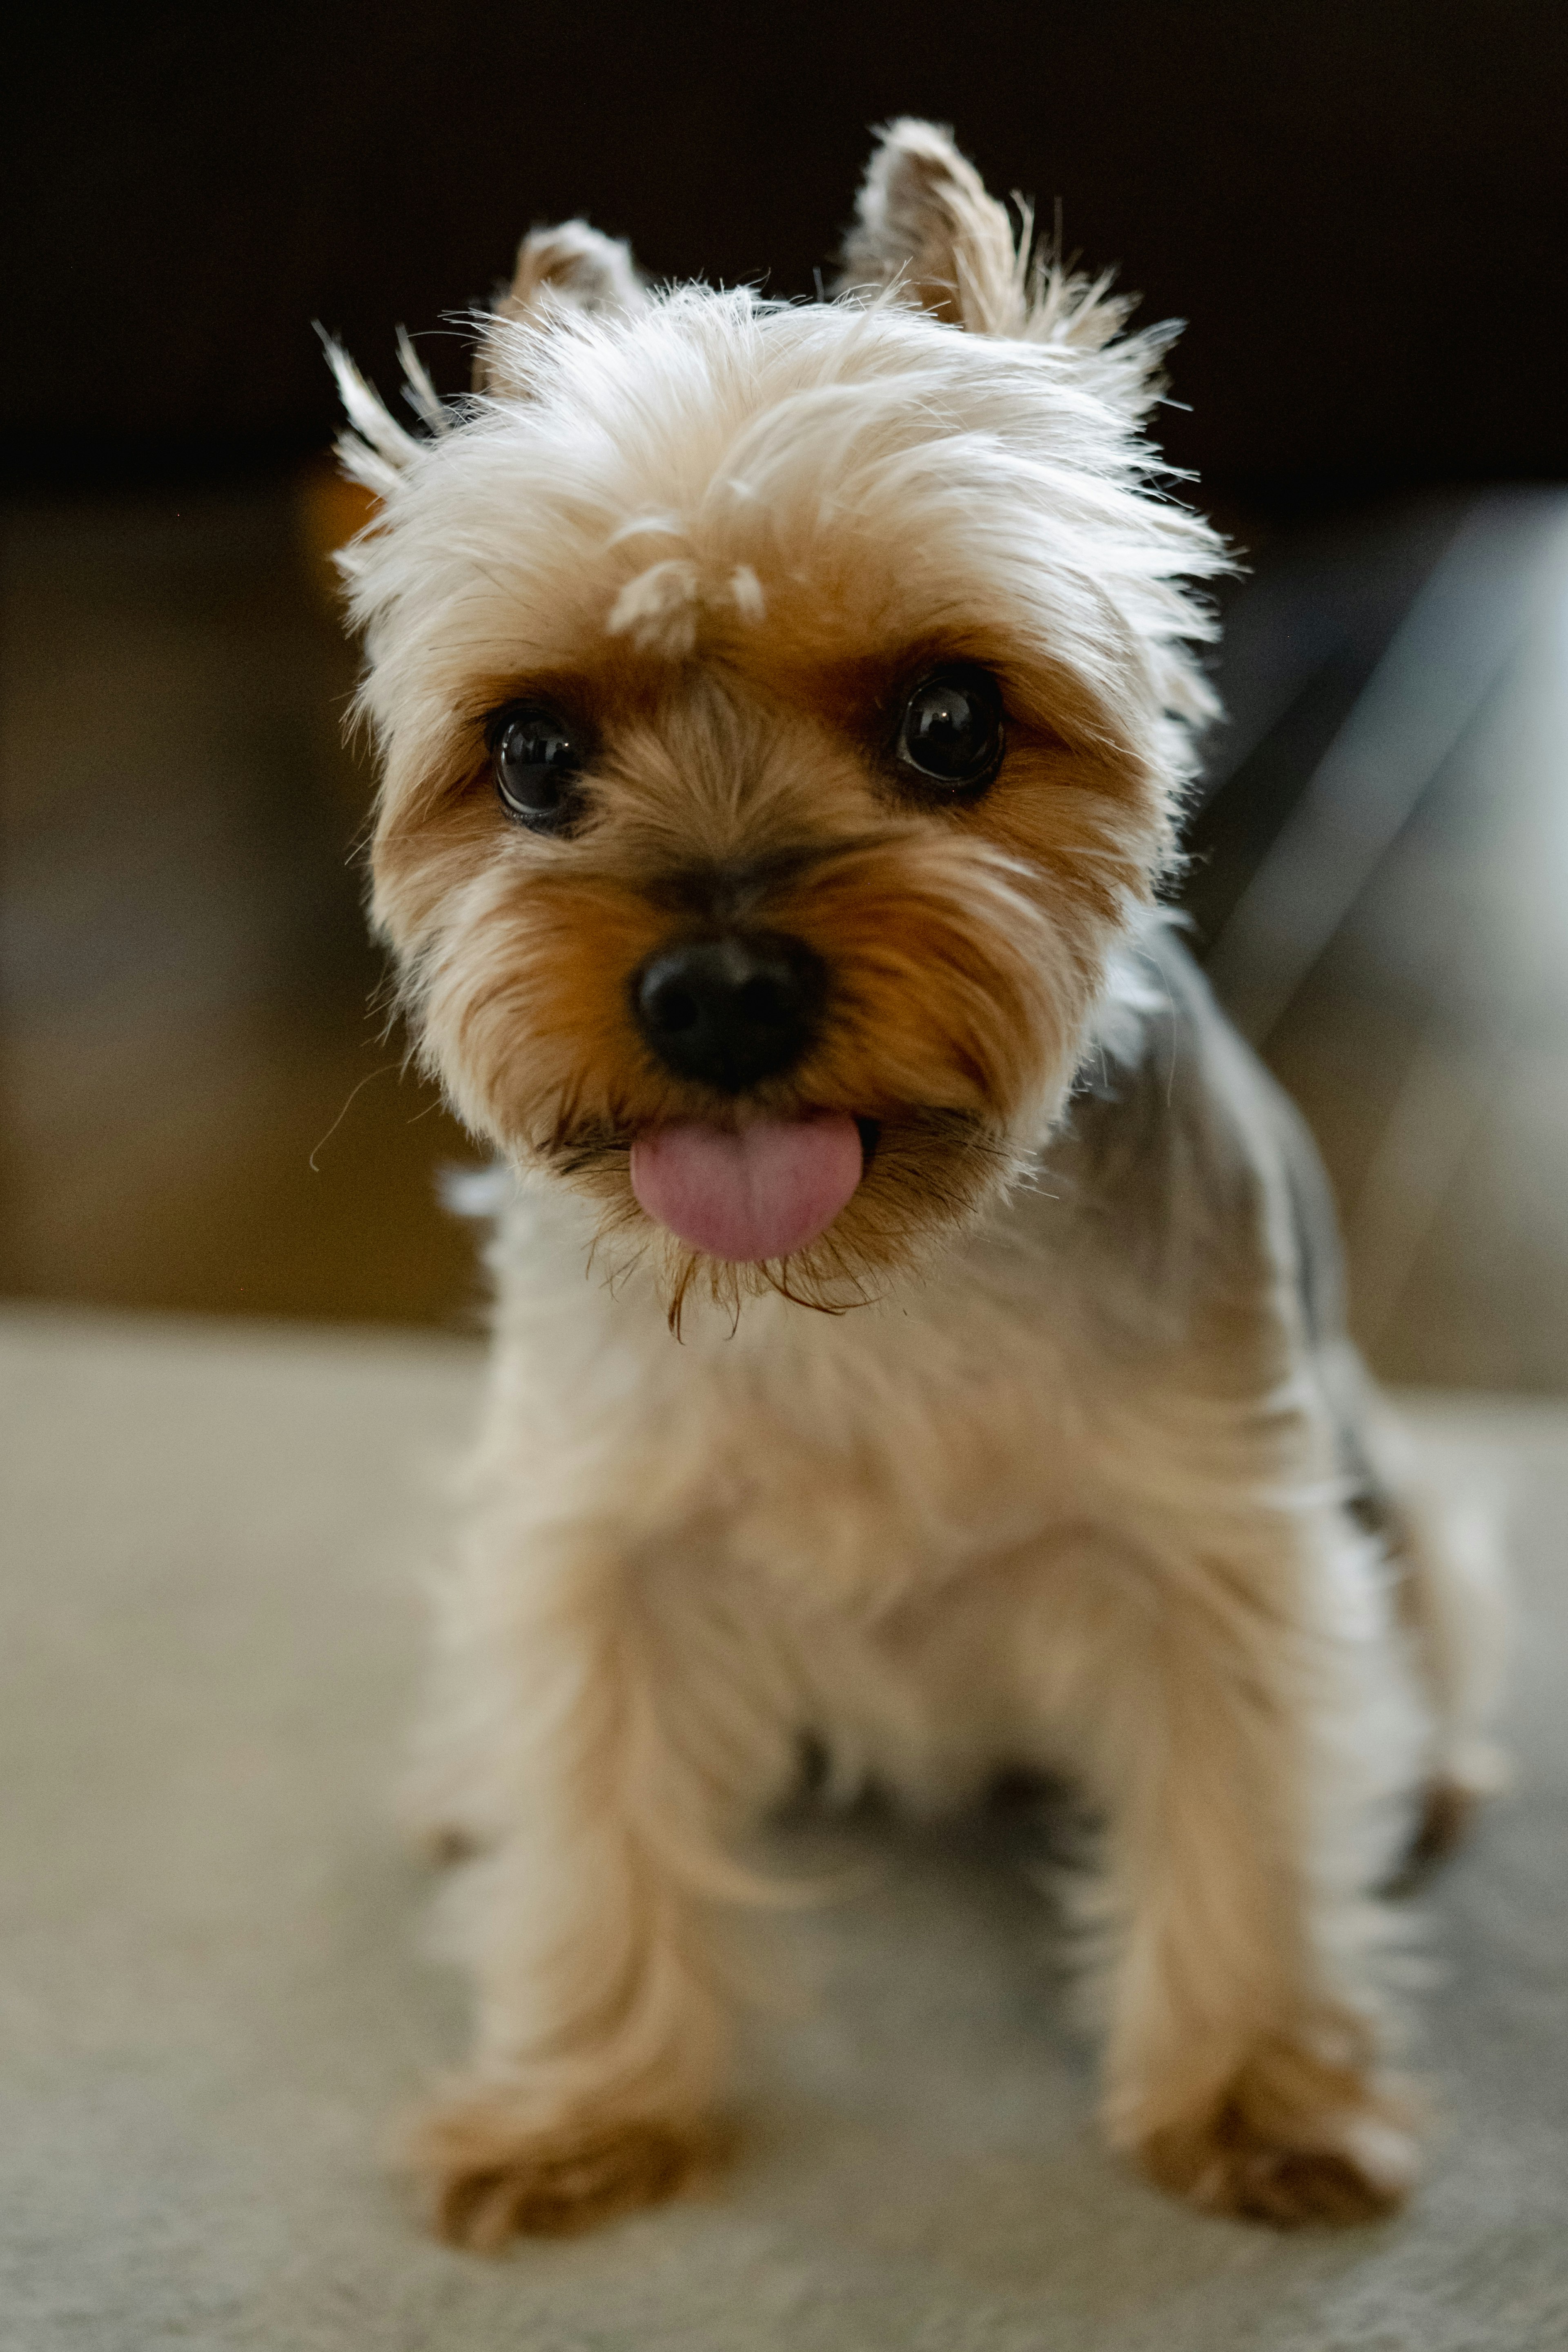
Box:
(895, 665), (1005, 792)
(488, 703), (588, 830)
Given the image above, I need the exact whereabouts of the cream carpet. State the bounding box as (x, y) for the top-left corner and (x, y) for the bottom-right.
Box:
(2, 1307), (1564, 2351)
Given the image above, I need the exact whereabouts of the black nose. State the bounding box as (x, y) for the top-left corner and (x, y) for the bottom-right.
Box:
(631, 931), (826, 1094)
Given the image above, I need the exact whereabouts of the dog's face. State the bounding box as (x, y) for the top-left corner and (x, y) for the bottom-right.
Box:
(338, 125), (1224, 1317)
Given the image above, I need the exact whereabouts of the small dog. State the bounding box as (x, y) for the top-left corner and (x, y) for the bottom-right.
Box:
(331, 122), (1506, 2248)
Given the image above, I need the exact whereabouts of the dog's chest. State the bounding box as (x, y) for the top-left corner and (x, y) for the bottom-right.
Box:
(652, 1271), (1111, 1616)
(492, 1190), (1193, 1619)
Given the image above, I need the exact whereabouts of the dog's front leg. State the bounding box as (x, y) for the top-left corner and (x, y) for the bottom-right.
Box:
(1086, 1517), (1420, 2226)
(409, 1522), (780, 2249)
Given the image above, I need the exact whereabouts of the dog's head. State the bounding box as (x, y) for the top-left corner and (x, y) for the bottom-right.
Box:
(334, 122), (1226, 1321)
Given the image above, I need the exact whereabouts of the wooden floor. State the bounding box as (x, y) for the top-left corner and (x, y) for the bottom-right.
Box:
(4, 474), (1567, 1386)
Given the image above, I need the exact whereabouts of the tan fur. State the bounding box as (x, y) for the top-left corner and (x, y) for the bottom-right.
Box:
(474, 219), (646, 393)
(412, 2099), (726, 2247)
(329, 124), (1508, 2249)
(1137, 2036), (1417, 2225)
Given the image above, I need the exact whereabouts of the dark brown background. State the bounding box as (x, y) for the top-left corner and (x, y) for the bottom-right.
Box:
(7, 0), (1566, 492)
(4, 4), (1568, 1384)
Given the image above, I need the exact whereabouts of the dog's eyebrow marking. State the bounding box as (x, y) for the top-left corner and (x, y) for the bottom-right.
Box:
(605, 513), (686, 550)
(729, 565), (766, 622)
(606, 556), (768, 655)
(607, 559), (701, 655)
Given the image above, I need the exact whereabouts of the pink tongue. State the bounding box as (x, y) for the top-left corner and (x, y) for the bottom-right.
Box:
(630, 1116), (864, 1262)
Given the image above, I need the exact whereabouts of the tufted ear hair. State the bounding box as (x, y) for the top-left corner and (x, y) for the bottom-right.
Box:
(835, 118), (1170, 421)
(473, 220), (647, 391)
(836, 119), (1027, 334)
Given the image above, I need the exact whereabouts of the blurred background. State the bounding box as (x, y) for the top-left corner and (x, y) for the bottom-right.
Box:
(4, 0), (1567, 1382)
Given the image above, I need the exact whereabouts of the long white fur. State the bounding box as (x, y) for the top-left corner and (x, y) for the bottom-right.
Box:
(331, 123), (1508, 2240)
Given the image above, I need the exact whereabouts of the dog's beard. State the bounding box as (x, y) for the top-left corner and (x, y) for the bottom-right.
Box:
(401, 829), (1109, 1326)
(530, 1104), (1026, 1329)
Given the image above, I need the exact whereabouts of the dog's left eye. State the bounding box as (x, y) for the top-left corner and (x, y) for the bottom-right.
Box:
(895, 666), (1005, 794)
(488, 704), (588, 831)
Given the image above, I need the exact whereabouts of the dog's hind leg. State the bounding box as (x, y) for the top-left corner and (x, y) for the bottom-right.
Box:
(1381, 1467), (1511, 1884)
(1313, 1339), (1511, 1884)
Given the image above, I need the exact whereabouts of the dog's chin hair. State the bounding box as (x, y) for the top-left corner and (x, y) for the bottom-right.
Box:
(532, 1109), (1022, 1335)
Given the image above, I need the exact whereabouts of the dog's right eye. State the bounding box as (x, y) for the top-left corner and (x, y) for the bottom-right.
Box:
(487, 704), (588, 832)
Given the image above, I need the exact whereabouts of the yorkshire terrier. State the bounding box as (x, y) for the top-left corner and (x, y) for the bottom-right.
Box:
(330, 121), (1506, 2248)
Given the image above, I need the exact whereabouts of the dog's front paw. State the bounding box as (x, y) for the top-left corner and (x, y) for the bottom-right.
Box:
(1131, 2041), (1418, 2227)
(408, 2087), (724, 2249)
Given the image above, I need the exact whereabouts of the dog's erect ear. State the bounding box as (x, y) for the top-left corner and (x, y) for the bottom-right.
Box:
(474, 221), (647, 391)
(836, 120), (1025, 334)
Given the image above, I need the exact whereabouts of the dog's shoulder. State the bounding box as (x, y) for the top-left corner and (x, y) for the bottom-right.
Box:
(1022, 913), (1342, 1349)
(1062, 914), (1267, 1214)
